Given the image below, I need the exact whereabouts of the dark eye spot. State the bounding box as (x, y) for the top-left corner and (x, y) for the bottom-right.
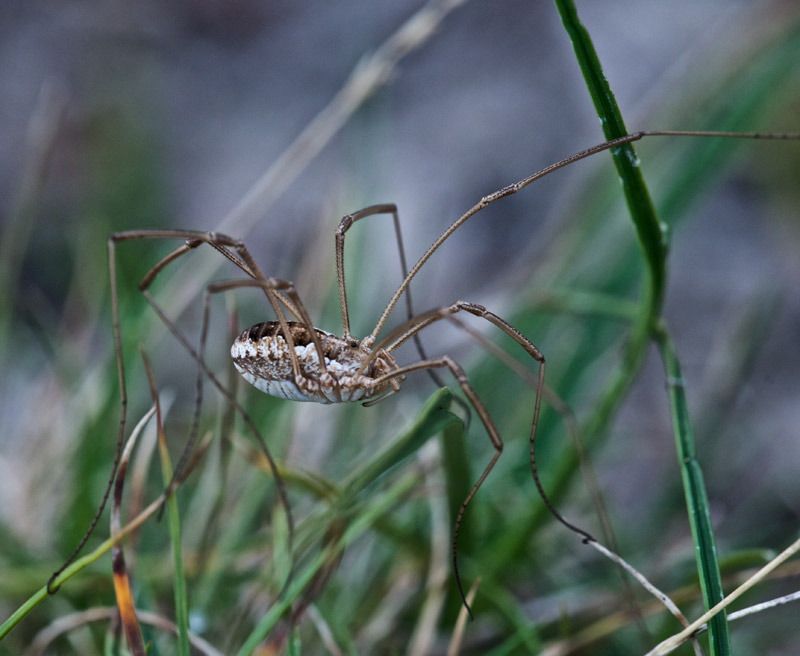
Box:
(349, 340), (359, 349)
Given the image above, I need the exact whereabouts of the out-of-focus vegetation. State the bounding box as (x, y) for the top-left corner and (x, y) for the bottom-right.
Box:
(1, 1), (799, 654)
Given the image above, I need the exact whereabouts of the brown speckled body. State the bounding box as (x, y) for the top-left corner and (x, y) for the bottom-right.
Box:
(230, 321), (400, 403)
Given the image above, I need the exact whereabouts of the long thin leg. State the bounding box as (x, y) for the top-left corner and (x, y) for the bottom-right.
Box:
(445, 314), (613, 539)
(142, 290), (301, 612)
(369, 130), (800, 344)
(50, 230), (311, 588)
(130, 231), (338, 471)
(336, 205), (397, 340)
(374, 353), (501, 617)
(115, 230), (310, 384)
(126, 232), (306, 499)
(45, 236), (132, 592)
(368, 300), (595, 613)
(377, 300), (594, 535)
(336, 204), (450, 390)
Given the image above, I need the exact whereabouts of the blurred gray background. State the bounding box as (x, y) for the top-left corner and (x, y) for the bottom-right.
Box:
(1, 0), (799, 614)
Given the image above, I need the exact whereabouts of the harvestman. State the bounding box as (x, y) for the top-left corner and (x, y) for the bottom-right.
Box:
(50, 129), (799, 613)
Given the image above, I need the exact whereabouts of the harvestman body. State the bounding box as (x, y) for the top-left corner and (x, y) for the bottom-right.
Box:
(48, 130), (800, 614)
(230, 322), (401, 404)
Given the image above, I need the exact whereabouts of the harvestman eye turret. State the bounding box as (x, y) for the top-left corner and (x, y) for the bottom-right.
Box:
(48, 130), (800, 615)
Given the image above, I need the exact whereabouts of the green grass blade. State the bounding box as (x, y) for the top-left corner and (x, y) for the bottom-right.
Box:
(157, 435), (191, 656)
(553, 2), (733, 651)
(551, 0), (668, 452)
(0, 494), (164, 641)
(655, 325), (729, 654)
(341, 387), (461, 496)
(440, 419), (473, 554)
(0, 586), (49, 642)
(554, 0), (667, 317)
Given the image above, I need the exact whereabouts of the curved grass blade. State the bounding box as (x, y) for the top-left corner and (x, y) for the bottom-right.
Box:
(554, 1), (730, 651)
(341, 387), (460, 497)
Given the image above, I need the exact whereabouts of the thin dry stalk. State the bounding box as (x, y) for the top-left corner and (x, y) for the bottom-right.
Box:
(647, 533), (800, 655)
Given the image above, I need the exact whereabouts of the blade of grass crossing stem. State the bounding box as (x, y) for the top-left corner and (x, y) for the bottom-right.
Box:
(656, 326), (729, 654)
(0, 512), (147, 641)
(0, 406), (151, 641)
